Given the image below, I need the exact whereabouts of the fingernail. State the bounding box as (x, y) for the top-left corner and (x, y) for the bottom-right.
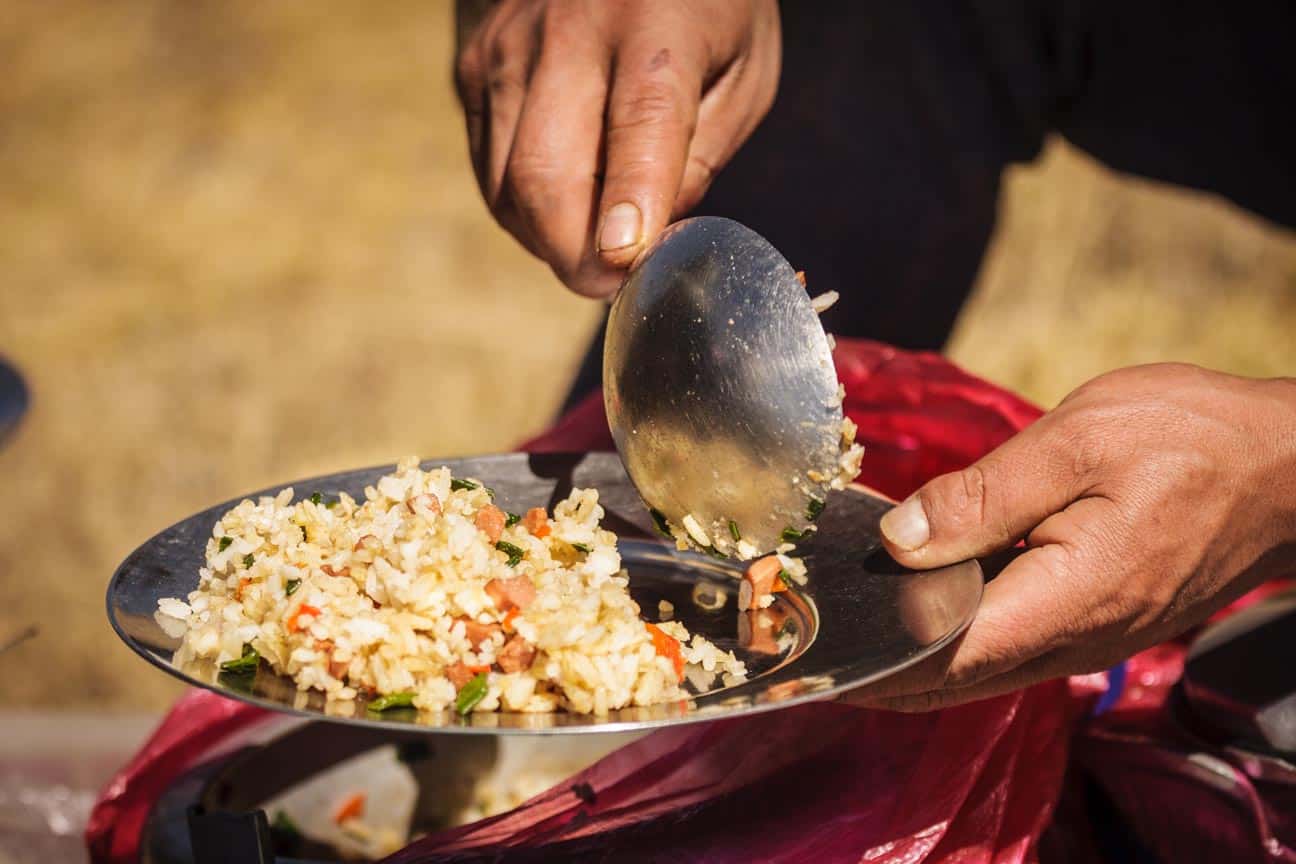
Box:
(598, 202), (642, 252)
(881, 497), (930, 551)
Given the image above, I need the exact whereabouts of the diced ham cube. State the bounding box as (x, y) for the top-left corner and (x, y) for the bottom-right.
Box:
(741, 556), (783, 610)
(485, 575), (536, 611)
(522, 507), (551, 538)
(445, 662), (479, 690)
(497, 635), (537, 673)
(459, 617), (502, 649)
(737, 608), (789, 656)
(475, 504), (506, 543)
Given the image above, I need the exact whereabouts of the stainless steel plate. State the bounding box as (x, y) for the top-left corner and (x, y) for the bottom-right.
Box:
(107, 452), (982, 734)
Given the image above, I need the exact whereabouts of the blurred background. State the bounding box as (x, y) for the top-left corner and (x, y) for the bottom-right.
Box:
(2, 1), (1294, 721)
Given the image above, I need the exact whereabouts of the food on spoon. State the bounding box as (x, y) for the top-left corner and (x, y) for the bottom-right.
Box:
(652, 273), (865, 561)
(155, 457), (746, 716)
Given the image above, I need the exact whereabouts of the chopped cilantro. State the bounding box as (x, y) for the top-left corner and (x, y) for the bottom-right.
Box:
(367, 691), (415, 712)
(495, 540), (525, 567)
(285, 578), (301, 596)
(242, 553), (255, 568)
(728, 520), (742, 542)
(806, 497), (825, 521)
(218, 536), (233, 553)
(220, 644), (259, 674)
(450, 478), (479, 492)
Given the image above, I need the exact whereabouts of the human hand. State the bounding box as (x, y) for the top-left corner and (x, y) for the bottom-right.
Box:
(852, 364), (1296, 711)
(454, 0), (780, 297)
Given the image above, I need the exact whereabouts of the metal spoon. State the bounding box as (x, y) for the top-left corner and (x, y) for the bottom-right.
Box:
(603, 217), (848, 556)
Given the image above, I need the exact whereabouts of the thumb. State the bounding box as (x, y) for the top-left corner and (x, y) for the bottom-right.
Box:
(879, 417), (1090, 568)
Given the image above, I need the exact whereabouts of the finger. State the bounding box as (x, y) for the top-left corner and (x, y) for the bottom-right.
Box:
(504, 11), (612, 291)
(859, 650), (1074, 712)
(879, 411), (1104, 568)
(455, 33), (488, 193)
(595, 27), (706, 266)
(850, 506), (1109, 705)
(482, 3), (542, 209)
(674, 21), (780, 216)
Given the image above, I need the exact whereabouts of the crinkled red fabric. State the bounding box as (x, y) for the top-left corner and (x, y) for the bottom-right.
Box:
(86, 339), (1289, 863)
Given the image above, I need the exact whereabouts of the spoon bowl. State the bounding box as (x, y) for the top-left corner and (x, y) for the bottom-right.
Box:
(603, 217), (845, 555)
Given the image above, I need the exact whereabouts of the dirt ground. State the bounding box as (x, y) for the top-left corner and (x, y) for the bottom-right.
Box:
(2, 3), (1293, 712)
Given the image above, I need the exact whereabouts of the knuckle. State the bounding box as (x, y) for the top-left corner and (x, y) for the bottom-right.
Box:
(610, 79), (690, 136)
(455, 47), (485, 101)
(506, 149), (564, 194)
(920, 463), (997, 541)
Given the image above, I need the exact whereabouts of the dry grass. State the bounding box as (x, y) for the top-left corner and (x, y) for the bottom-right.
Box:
(1, 2), (1292, 711)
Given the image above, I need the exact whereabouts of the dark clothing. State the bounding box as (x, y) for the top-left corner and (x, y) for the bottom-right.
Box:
(562, 0), (1296, 413)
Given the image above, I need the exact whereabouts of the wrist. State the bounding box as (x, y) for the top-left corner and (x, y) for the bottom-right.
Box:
(1259, 376), (1296, 544)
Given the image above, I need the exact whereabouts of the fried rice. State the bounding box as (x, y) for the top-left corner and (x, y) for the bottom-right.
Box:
(155, 457), (746, 716)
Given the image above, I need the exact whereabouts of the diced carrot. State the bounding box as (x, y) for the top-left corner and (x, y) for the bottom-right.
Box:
(286, 603), (321, 633)
(236, 577), (251, 599)
(475, 504), (506, 543)
(522, 507), (550, 538)
(502, 607), (520, 633)
(645, 623), (684, 681)
(794, 270), (807, 286)
(333, 792), (366, 824)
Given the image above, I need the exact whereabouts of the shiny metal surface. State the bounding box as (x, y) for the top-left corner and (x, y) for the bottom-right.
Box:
(604, 217), (844, 555)
(107, 452), (982, 734)
(1179, 586), (1296, 758)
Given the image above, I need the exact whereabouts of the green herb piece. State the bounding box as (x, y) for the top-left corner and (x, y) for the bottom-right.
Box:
(220, 644), (260, 674)
(496, 540), (525, 567)
(325, 497), (339, 509)
(806, 497), (826, 521)
(271, 811), (299, 837)
(285, 578), (302, 596)
(218, 536), (233, 553)
(505, 512), (521, 527)
(778, 569), (795, 588)
(309, 492), (323, 505)
(728, 520), (742, 542)
(649, 509), (671, 538)
(485, 486), (497, 499)
(702, 544), (728, 560)
(242, 553), (255, 568)
(455, 673), (489, 716)
(450, 478), (480, 492)
(780, 526), (807, 544)
(367, 691), (416, 712)
(572, 542), (592, 553)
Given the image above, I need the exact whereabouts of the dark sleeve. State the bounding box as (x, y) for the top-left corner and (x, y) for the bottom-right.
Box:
(972, 0), (1296, 227)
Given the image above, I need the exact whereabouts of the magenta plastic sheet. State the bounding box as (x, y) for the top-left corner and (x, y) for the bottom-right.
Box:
(87, 340), (1293, 863)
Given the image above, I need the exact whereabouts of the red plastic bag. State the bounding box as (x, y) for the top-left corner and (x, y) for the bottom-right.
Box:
(87, 339), (1291, 863)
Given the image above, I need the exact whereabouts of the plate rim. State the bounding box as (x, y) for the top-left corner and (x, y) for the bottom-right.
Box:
(106, 451), (982, 735)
